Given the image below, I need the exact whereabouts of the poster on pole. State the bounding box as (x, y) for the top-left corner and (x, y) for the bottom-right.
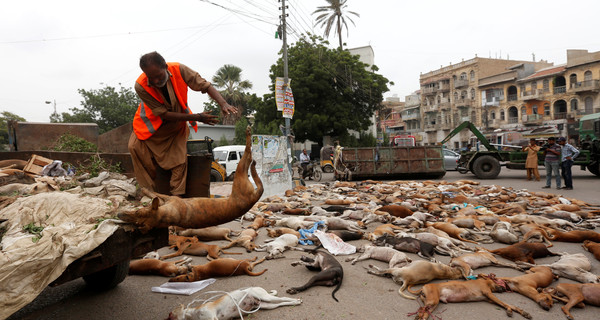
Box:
(275, 77), (291, 111)
(282, 85), (294, 119)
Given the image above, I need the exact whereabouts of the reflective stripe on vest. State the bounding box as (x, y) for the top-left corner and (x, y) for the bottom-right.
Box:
(133, 62), (198, 140)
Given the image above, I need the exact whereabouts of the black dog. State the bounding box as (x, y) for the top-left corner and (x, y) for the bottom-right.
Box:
(374, 233), (436, 260)
(286, 249), (344, 302)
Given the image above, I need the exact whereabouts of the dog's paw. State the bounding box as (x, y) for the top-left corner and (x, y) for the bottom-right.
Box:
(286, 288), (297, 295)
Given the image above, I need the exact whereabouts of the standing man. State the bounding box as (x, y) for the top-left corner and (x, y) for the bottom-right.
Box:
(523, 138), (541, 181)
(299, 149), (310, 180)
(542, 137), (562, 190)
(558, 137), (580, 190)
(128, 51), (237, 196)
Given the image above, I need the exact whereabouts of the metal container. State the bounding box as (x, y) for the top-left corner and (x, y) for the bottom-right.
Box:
(341, 146), (446, 180)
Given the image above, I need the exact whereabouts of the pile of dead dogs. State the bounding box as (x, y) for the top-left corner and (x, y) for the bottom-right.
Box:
(132, 179), (600, 320)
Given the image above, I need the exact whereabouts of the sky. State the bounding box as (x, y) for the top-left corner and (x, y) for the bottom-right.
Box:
(2, 0), (600, 123)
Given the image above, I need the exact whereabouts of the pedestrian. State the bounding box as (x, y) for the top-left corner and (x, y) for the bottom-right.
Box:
(542, 137), (562, 189)
(557, 136), (580, 190)
(299, 149), (310, 180)
(128, 51), (237, 196)
(523, 138), (541, 181)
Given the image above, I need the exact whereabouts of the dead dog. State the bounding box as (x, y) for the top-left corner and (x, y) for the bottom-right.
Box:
(167, 287), (301, 320)
(286, 248), (344, 302)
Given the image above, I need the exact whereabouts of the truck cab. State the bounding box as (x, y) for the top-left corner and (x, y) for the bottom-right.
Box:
(213, 145), (245, 180)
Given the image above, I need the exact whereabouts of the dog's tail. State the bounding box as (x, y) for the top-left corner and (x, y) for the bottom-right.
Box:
(331, 275), (343, 302)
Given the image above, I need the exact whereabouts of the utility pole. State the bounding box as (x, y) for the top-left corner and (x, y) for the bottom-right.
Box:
(280, 0), (290, 138)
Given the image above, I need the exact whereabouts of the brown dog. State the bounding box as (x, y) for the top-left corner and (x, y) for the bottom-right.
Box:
(221, 228), (259, 252)
(169, 257), (267, 282)
(175, 226), (239, 241)
(547, 283), (600, 320)
(413, 278), (532, 320)
(546, 228), (600, 243)
(129, 257), (192, 277)
(266, 227), (301, 238)
(499, 266), (557, 310)
(583, 240), (600, 261)
(483, 241), (561, 264)
(161, 235), (240, 260)
(118, 126), (264, 232)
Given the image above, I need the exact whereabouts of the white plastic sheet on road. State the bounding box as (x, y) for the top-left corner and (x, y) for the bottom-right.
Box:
(0, 192), (120, 319)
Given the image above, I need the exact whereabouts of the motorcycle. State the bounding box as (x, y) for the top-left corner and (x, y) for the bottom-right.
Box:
(298, 160), (322, 182)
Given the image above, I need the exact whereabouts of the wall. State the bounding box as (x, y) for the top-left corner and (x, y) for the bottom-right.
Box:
(9, 122), (98, 151)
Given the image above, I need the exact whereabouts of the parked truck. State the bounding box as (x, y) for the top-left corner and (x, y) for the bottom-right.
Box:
(442, 120), (599, 179)
(334, 144), (446, 181)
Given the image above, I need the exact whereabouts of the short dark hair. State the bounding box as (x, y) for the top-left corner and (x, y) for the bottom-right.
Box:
(547, 137), (555, 141)
(139, 51), (167, 70)
(530, 138), (536, 142)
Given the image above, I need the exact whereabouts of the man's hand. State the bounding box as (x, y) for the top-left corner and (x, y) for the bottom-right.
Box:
(220, 103), (238, 116)
(198, 112), (219, 125)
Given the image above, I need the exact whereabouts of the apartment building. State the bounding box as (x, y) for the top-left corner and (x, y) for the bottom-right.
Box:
(417, 57), (553, 148)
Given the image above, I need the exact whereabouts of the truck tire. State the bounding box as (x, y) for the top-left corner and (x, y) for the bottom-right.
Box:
(472, 155), (501, 179)
(322, 164), (333, 173)
(588, 162), (600, 176)
(83, 259), (129, 291)
(210, 168), (223, 182)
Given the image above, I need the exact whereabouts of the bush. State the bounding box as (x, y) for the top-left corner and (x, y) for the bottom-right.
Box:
(51, 133), (97, 152)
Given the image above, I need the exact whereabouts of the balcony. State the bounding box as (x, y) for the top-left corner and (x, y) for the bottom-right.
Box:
(483, 97), (500, 107)
(454, 79), (468, 88)
(455, 98), (473, 108)
(508, 117), (519, 124)
(571, 80), (600, 93)
(522, 114), (543, 125)
(422, 86), (438, 95)
(553, 86), (567, 94)
(460, 116), (470, 122)
(436, 98), (451, 110)
(507, 93), (518, 101)
(402, 112), (420, 120)
(424, 124), (439, 132)
(553, 112), (567, 120)
(521, 89), (541, 100)
(439, 82), (451, 92)
(440, 122), (452, 130)
(422, 105), (438, 113)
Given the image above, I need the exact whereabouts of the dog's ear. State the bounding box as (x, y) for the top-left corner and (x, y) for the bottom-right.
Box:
(151, 197), (160, 210)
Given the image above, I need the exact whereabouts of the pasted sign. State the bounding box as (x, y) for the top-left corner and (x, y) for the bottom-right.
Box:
(251, 134), (293, 199)
(275, 77), (291, 111)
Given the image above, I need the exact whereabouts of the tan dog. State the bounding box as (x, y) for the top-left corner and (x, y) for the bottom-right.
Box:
(167, 287), (302, 320)
(248, 214), (270, 230)
(450, 250), (523, 278)
(175, 226), (239, 241)
(413, 278), (532, 320)
(118, 126), (264, 232)
(499, 266), (557, 310)
(266, 227), (301, 238)
(365, 223), (404, 241)
(546, 283), (600, 320)
(169, 257), (267, 282)
(221, 228), (259, 252)
(428, 221), (491, 244)
(546, 228), (600, 243)
(366, 260), (463, 299)
(128, 257), (192, 277)
(583, 240), (600, 261)
(161, 235), (240, 260)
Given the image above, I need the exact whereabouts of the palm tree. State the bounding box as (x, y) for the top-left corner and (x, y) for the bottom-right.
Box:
(313, 0), (359, 50)
(211, 64), (252, 124)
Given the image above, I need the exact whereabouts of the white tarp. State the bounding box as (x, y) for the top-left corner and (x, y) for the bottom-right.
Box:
(0, 192), (120, 319)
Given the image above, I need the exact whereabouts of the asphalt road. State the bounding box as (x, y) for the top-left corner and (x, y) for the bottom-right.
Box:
(8, 168), (600, 320)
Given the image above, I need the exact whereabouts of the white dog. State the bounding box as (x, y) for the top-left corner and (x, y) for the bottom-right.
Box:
(255, 233), (299, 259)
(167, 287), (302, 320)
(518, 253), (600, 283)
(346, 245), (411, 268)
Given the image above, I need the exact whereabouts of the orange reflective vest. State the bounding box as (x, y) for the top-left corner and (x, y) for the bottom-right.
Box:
(133, 62), (198, 140)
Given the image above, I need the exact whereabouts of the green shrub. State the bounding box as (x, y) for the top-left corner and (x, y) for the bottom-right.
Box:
(51, 133), (97, 152)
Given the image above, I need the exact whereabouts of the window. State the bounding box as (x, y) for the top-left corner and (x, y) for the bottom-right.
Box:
(544, 103), (550, 116)
(500, 110), (505, 120)
(569, 74), (577, 86)
(460, 72), (467, 80)
(470, 70), (475, 80)
(520, 84), (526, 95)
(571, 99), (578, 111)
(584, 70), (592, 81)
(470, 88), (475, 99)
(532, 105), (538, 114)
(228, 152), (237, 161)
(454, 91), (458, 101)
(543, 79), (549, 92)
(531, 81), (537, 91)
(461, 90), (467, 99)
(491, 112), (496, 120)
(520, 106), (526, 117)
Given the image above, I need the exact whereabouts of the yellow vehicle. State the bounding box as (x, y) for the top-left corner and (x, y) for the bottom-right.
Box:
(186, 138), (227, 182)
(320, 146), (335, 173)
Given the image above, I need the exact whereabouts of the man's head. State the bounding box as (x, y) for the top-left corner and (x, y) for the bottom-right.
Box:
(547, 137), (555, 145)
(140, 51), (168, 88)
(557, 137), (566, 145)
(302, 149), (307, 154)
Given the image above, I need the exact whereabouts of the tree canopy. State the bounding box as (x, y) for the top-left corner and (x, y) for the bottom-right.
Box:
(56, 84), (138, 134)
(206, 64), (253, 125)
(0, 111), (26, 150)
(255, 34), (390, 145)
